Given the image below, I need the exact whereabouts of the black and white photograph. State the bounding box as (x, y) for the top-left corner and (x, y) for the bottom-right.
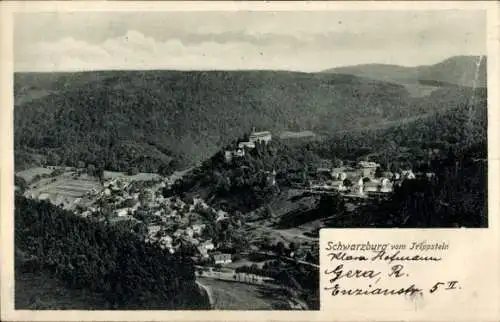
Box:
(11, 7), (487, 312)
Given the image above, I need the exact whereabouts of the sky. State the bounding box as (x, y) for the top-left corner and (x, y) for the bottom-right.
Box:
(14, 10), (486, 72)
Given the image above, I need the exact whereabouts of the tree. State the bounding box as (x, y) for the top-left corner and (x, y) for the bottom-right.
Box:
(127, 167), (139, 176)
(87, 164), (96, 177)
(96, 167), (105, 182)
(343, 178), (352, 187)
(77, 161), (86, 169)
(275, 241), (286, 257)
(289, 241), (300, 255)
(158, 163), (172, 177)
(263, 206), (273, 219)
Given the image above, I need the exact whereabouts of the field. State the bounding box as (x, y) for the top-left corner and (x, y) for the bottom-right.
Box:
(17, 168), (102, 208)
(402, 83), (439, 98)
(27, 175), (100, 203)
(197, 278), (288, 310)
(16, 167), (54, 183)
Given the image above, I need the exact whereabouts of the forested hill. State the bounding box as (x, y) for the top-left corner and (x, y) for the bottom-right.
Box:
(14, 69), (482, 172)
(313, 86), (487, 165)
(324, 55), (487, 88)
(15, 196), (209, 309)
(168, 86), (486, 214)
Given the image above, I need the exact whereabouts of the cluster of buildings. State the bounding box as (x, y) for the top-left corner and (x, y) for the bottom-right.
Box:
(72, 177), (235, 264)
(225, 130), (273, 162)
(309, 161), (426, 197)
(22, 167), (237, 267)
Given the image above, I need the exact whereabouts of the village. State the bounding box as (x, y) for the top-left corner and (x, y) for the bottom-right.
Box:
(16, 130), (437, 265)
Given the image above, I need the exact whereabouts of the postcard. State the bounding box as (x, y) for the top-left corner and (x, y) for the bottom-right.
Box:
(1, 1), (498, 321)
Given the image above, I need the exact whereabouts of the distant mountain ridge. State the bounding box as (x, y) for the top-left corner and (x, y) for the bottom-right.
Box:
(323, 55), (487, 88)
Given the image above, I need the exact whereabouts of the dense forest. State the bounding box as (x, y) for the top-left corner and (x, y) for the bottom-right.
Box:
(167, 136), (324, 212)
(167, 83), (486, 218)
(312, 86), (487, 168)
(15, 196), (209, 309)
(14, 62), (481, 173)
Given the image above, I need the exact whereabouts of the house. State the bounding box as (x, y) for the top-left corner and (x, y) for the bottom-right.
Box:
(38, 193), (50, 200)
(159, 235), (173, 248)
(139, 189), (155, 204)
(379, 178), (393, 193)
(425, 172), (436, 180)
(216, 210), (228, 222)
(147, 225), (162, 238)
(238, 141), (256, 149)
(114, 208), (132, 217)
(197, 246), (210, 258)
(185, 227), (194, 238)
(265, 170), (277, 186)
(359, 161), (379, 168)
(212, 252), (232, 265)
(191, 224), (206, 235)
(354, 177), (364, 194)
(401, 170), (416, 180)
(197, 240), (214, 258)
(81, 210), (92, 218)
(331, 180), (348, 191)
(249, 131), (272, 144)
(234, 149), (245, 158)
(358, 161), (379, 178)
(200, 240), (215, 251)
(224, 151), (233, 163)
(362, 167), (377, 178)
(364, 180), (381, 193)
(392, 173), (401, 180)
(331, 168), (347, 180)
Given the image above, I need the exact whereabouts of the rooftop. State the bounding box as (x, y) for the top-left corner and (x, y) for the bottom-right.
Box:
(250, 131), (272, 137)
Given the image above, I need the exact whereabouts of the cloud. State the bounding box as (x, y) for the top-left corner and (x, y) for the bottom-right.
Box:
(13, 10), (486, 72)
(14, 28), (305, 72)
(16, 30), (293, 72)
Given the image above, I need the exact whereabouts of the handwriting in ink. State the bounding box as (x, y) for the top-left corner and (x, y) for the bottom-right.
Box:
(324, 283), (423, 296)
(324, 264), (381, 283)
(429, 281), (460, 293)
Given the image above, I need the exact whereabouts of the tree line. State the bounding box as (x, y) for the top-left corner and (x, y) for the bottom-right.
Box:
(15, 196), (209, 309)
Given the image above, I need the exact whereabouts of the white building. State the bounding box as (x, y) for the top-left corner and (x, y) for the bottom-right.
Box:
(402, 170), (416, 180)
(216, 210), (228, 222)
(38, 193), (50, 200)
(212, 253), (232, 265)
(249, 131), (272, 144)
(359, 161), (379, 168)
(159, 235), (173, 248)
(224, 151), (233, 163)
(238, 141), (256, 149)
(191, 224), (206, 235)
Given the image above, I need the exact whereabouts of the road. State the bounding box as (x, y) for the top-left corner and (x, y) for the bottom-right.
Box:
(248, 251), (320, 269)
